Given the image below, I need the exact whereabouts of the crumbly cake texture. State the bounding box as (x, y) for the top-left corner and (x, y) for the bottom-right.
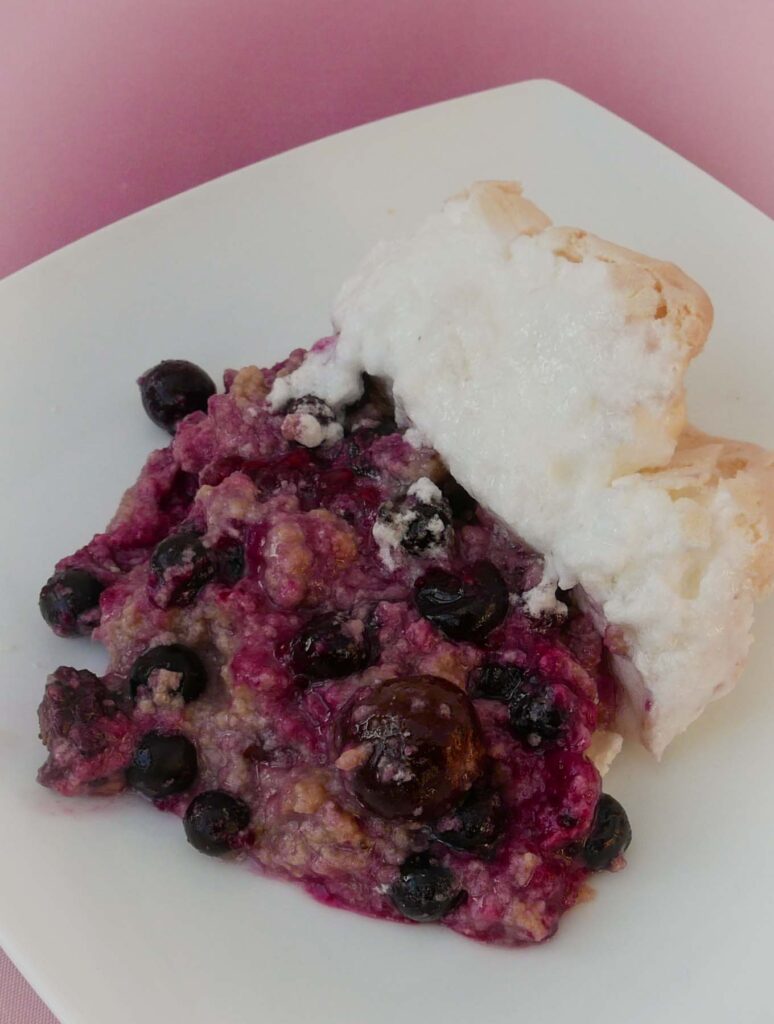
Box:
(38, 359), (628, 946)
(36, 182), (771, 947)
(271, 182), (774, 757)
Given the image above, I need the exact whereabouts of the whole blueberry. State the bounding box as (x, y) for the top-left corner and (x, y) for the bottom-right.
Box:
(338, 676), (484, 820)
(127, 731), (198, 798)
(580, 794), (632, 870)
(414, 561), (508, 644)
(149, 531), (214, 608)
(508, 676), (566, 747)
(39, 569), (104, 637)
(289, 613), (373, 682)
(389, 853), (465, 922)
(138, 360), (216, 433)
(431, 786), (506, 855)
(184, 790), (251, 855)
(129, 643), (207, 703)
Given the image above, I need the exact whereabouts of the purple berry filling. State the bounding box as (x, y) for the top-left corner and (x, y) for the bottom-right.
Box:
(36, 348), (627, 947)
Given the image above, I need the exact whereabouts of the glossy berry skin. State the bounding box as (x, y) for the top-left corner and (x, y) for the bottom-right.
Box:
(431, 785), (506, 855)
(389, 853), (465, 922)
(508, 676), (566, 747)
(289, 613), (373, 682)
(339, 675), (485, 821)
(184, 790), (251, 855)
(129, 643), (207, 703)
(138, 359), (216, 433)
(467, 662), (524, 703)
(127, 731), (198, 798)
(39, 569), (104, 637)
(580, 794), (632, 870)
(149, 531), (214, 608)
(414, 561), (508, 643)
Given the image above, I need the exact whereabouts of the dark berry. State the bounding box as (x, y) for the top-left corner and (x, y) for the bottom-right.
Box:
(402, 502), (451, 555)
(281, 395), (341, 448)
(468, 662), (525, 702)
(414, 561), (508, 643)
(389, 853), (465, 922)
(129, 643), (207, 703)
(283, 394), (336, 424)
(580, 794), (632, 870)
(440, 475), (478, 523)
(289, 613), (373, 682)
(338, 676), (484, 820)
(431, 786), (506, 855)
(184, 790), (251, 855)
(213, 537), (245, 585)
(508, 676), (566, 747)
(39, 569), (104, 637)
(138, 359), (216, 433)
(149, 531), (214, 607)
(127, 731), (198, 798)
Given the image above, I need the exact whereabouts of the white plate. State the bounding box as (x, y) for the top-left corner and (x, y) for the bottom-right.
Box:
(1, 80), (773, 1024)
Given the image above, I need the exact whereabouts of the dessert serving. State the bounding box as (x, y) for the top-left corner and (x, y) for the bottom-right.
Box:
(36, 183), (774, 947)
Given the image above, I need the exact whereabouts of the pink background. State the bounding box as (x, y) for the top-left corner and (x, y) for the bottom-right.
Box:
(1, 0), (772, 1020)
(2, 0), (773, 281)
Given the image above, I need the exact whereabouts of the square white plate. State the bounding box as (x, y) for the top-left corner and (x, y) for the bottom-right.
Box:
(1, 80), (773, 1024)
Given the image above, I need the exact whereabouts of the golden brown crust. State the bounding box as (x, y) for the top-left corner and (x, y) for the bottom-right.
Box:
(460, 181), (715, 468)
(655, 426), (774, 597)
(461, 181), (713, 366)
(543, 227), (713, 361)
(454, 182), (772, 758)
(458, 181), (551, 241)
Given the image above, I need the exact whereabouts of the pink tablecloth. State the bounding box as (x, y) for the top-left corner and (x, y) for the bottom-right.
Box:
(0, 950), (57, 1024)
(2, 0), (772, 1020)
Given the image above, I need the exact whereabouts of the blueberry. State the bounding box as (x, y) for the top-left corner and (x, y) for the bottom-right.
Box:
(149, 531), (214, 607)
(127, 731), (198, 798)
(580, 794), (632, 870)
(431, 786), (506, 855)
(39, 569), (104, 637)
(402, 502), (451, 555)
(508, 676), (566, 747)
(138, 360), (216, 433)
(338, 676), (484, 820)
(129, 643), (207, 703)
(414, 561), (508, 643)
(281, 395), (341, 448)
(289, 613), (373, 682)
(440, 475), (478, 523)
(468, 662), (524, 702)
(389, 853), (465, 922)
(283, 395), (337, 424)
(184, 790), (251, 855)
